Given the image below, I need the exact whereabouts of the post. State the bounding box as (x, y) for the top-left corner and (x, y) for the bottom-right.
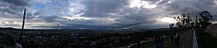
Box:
(16, 8), (26, 48)
(58, 24), (60, 29)
(19, 8), (26, 41)
(22, 8), (26, 30)
(196, 15), (197, 23)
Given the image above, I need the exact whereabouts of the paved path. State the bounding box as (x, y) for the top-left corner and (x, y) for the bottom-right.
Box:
(180, 30), (193, 48)
(165, 30), (194, 48)
(142, 30), (196, 48)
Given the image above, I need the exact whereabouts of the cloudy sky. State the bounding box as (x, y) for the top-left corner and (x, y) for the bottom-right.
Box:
(0, 0), (217, 29)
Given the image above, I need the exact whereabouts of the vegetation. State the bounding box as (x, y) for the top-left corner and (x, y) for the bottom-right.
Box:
(197, 29), (217, 48)
(170, 11), (212, 29)
(167, 11), (214, 48)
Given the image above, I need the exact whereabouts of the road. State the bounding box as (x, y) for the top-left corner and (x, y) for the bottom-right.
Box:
(180, 30), (193, 48)
(141, 30), (196, 48)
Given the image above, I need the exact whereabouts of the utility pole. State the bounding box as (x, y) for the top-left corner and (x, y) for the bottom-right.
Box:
(20, 8), (26, 40)
(22, 8), (26, 30)
(196, 15), (198, 23)
(16, 8), (26, 48)
(58, 24), (60, 29)
(195, 15), (198, 28)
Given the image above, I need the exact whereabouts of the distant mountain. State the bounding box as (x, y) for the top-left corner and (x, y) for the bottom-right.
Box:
(0, 27), (16, 30)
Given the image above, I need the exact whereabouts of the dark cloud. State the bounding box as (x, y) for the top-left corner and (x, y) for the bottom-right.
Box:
(0, 0), (29, 6)
(38, 16), (61, 22)
(72, 0), (160, 28)
(81, 0), (129, 18)
(1, 0), (217, 29)
(0, 0), (29, 18)
(28, 0), (217, 29)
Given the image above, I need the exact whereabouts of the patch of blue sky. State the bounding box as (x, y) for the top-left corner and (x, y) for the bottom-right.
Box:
(32, 3), (46, 10)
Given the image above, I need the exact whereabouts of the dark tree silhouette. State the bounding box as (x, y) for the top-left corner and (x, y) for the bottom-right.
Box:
(198, 11), (213, 29)
(199, 11), (213, 21)
(173, 13), (193, 29)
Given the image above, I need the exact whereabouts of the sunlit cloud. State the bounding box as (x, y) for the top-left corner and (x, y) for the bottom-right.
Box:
(68, 1), (86, 15)
(157, 17), (177, 23)
(129, 0), (157, 9)
(63, 16), (92, 21)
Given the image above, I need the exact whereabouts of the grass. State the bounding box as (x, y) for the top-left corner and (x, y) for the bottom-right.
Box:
(197, 30), (217, 48)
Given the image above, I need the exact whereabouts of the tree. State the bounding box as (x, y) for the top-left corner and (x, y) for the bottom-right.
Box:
(199, 11), (213, 21)
(174, 13), (193, 28)
(198, 11), (213, 29)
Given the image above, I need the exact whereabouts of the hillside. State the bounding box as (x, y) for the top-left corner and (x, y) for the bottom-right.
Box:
(205, 24), (217, 37)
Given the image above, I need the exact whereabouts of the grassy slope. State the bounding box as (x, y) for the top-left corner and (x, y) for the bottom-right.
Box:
(197, 30), (217, 48)
(142, 30), (188, 48)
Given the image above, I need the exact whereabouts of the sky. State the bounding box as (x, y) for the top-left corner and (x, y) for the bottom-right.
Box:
(0, 0), (217, 29)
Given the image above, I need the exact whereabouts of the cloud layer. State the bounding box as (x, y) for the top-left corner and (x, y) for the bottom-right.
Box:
(0, 0), (217, 29)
